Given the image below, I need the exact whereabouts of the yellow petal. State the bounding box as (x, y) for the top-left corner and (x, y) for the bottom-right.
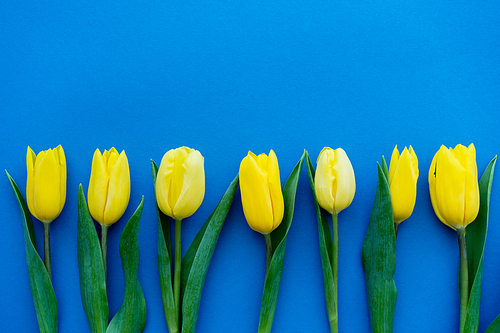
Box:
(314, 148), (335, 214)
(156, 149), (176, 218)
(239, 152), (274, 233)
(103, 150), (130, 225)
(463, 144), (479, 225)
(435, 146), (466, 229)
(390, 147), (418, 223)
(267, 150), (284, 231)
(409, 146), (419, 180)
(26, 146), (38, 220)
(172, 149), (205, 219)
(332, 148), (355, 213)
(56, 145), (67, 217)
(33, 149), (61, 222)
(428, 147), (449, 227)
(388, 145), (399, 185)
(88, 149), (107, 224)
(169, 147), (189, 213)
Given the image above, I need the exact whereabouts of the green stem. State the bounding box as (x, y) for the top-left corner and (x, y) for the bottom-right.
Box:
(458, 228), (468, 333)
(174, 219), (182, 328)
(394, 221), (400, 237)
(43, 222), (52, 280)
(264, 233), (272, 276)
(331, 213), (339, 333)
(101, 224), (108, 279)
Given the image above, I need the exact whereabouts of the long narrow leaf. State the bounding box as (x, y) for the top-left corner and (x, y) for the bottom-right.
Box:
(107, 198), (147, 333)
(361, 164), (397, 333)
(6, 171), (58, 333)
(77, 185), (109, 333)
(305, 152), (336, 329)
(151, 160), (177, 333)
(257, 150), (306, 333)
(180, 174), (239, 333)
(486, 315), (500, 333)
(465, 157), (496, 332)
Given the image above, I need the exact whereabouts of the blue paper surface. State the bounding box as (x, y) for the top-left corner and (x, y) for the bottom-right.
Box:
(1, 0), (500, 332)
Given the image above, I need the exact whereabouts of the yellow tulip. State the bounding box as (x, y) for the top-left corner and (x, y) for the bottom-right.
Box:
(88, 148), (131, 226)
(26, 145), (66, 223)
(388, 145), (419, 223)
(239, 150), (284, 234)
(314, 147), (355, 214)
(155, 147), (205, 220)
(428, 144), (480, 230)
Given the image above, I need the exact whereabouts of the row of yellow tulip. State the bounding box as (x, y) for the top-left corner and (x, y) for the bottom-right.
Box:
(26, 143), (479, 235)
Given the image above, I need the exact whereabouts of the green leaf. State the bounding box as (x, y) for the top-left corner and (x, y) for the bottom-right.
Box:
(305, 152), (336, 329)
(151, 160), (178, 333)
(361, 163), (397, 333)
(257, 150), (306, 333)
(486, 315), (500, 333)
(6, 171), (58, 333)
(107, 197), (147, 333)
(465, 157), (496, 333)
(77, 184), (109, 333)
(180, 174), (239, 333)
(381, 156), (389, 181)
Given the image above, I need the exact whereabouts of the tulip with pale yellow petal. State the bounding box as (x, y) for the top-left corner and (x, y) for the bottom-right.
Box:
(26, 145), (67, 279)
(155, 146), (205, 327)
(313, 147), (355, 333)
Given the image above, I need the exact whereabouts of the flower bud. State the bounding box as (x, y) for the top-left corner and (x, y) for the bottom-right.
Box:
(388, 145), (419, 223)
(155, 147), (205, 220)
(239, 150), (284, 234)
(26, 145), (67, 223)
(428, 144), (479, 230)
(88, 148), (130, 226)
(314, 147), (355, 214)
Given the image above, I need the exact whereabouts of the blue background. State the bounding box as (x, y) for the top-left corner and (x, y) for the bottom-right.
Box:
(1, 0), (500, 332)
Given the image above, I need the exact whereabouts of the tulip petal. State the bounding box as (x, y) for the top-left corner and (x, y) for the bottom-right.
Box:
(315, 148), (335, 214)
(88, 149), (108, 224)
(388, 145), (399, 185)
(173, 149), (205, 220)
(463, 144), (480, 225)
(56, 145), (67, 216)
(240, 153), (274, 233)
(390, 148), (417, 223)
(33, 149), (61, 222)
(267, 150), (284, 231)
(409, 146), (419, 180)
(435, 146), (466, 229)
(103, 151), (131, 225)
(169, 148), (189, 213)
(156, 149), (176, 218)
(26, 146), (39, 220)
(428, 148), (449, 227)
(332, 148), (355, 214)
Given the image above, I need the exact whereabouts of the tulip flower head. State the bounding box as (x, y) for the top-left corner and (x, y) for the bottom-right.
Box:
(239, 150), (284, 234)
(26, 145), (67, 223)
(88, 148), (131, 226)
(428, 144), (480, 230)
(314, 147), (356, 214)
(388, 145), (419, 223)
(155, 147), (205, 220)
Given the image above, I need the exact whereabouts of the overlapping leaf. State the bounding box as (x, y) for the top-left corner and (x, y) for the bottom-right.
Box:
(6, 171), (58, 333)
(305, 152), (336, 329)
(107, 198), (147, 333)
(257, 150), (306, 333)
(465, 157), (496, 333)
(77, 185), (109, 333)
(152, 160), (239, 333)
(361, 163), (397, 333)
